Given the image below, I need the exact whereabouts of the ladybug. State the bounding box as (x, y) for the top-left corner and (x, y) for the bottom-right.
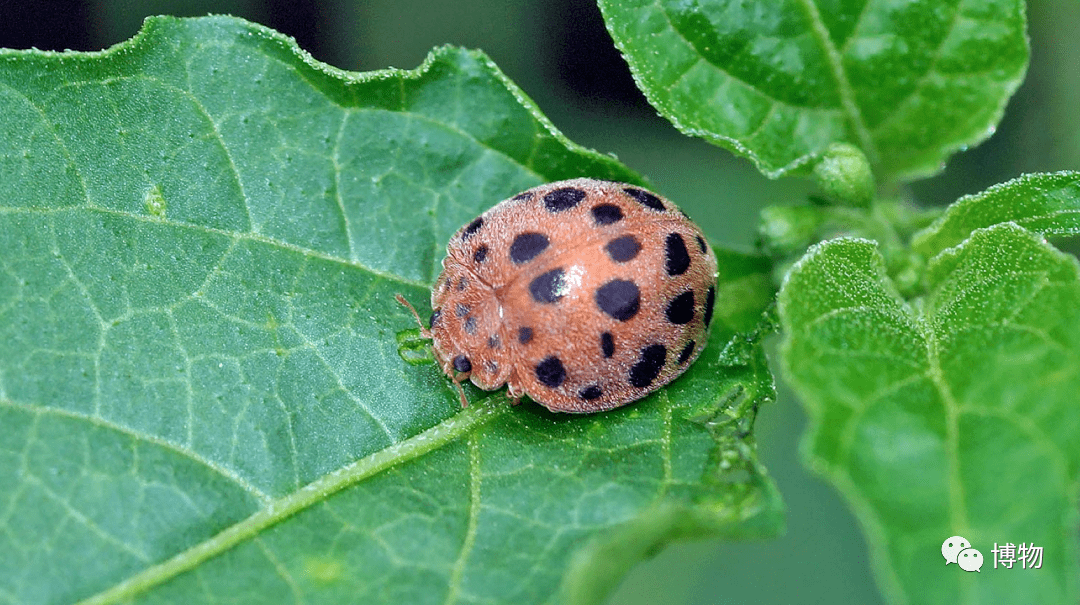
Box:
(399, 178), (718, 413)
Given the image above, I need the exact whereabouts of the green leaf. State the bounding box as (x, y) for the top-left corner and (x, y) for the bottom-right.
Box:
(710, 248), (775, 334)
(598, 0), (1029, 181)
(0, 16), (782, 605)
(913, 171), (1080, 258)
(779, 226), (1080, 604)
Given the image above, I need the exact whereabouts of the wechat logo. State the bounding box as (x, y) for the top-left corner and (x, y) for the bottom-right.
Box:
(942, 536), (983, 572)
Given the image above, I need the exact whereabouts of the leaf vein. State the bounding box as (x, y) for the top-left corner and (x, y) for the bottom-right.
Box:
(254, 537), (305, 604)
(797, 0), (876, 162)
(0, 397), (273, 504)
(74, 397), (508, 605)
(444, 433), (482, 605)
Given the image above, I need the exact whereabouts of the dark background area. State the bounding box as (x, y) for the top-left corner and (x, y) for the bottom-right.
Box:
(2, 1), (1076, 603)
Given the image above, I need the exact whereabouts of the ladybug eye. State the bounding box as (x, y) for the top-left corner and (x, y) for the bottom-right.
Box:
(453, 355), (472, 373)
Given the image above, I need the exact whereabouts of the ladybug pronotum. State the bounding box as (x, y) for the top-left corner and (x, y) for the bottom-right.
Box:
(400, 178), (718, 413)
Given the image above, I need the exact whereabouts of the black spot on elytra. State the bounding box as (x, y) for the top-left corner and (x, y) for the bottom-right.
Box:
(696, 235), (707, 253)
(462, 217), (483, 240)
(600, 332), (614, 358)
(487, 334), (500, 349)
(629, 344), (667, 388)
(529, 268), (566, 303)
(513, 191), (535, 201)
(474, 245), (489, 263)
(485, 360), (498, 374)
(535, 356), (566, 388)
(453, 355), (472, 373)
(464, 316), (477, 335)
(456, 277), (468, 291)
(518, 326), (534, 344)
(429, 309), (441, 329)
(665, 233), (691, 275)
(677, 340), (696, 365)
(605, 235), (641, 263)
(509, 232), (550, 264)
(455, 303), (470, 318)
(579, 385), (603, 400)
(595, 279), (640, 321)
(704, 286), (716, 327)
(623, 187), (665, 211)
(665, 291), (695, 325)
(591, 204), (623, 225)
(544, 187), (586, 212)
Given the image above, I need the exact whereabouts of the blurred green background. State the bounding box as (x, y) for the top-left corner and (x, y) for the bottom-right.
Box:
(3, 1), (1076, 603)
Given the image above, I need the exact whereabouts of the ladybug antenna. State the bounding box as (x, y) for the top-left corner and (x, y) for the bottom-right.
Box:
(395, 293), (432, 338)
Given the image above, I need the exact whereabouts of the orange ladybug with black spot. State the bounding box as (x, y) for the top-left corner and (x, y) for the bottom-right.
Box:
(399, 178), (718, 413)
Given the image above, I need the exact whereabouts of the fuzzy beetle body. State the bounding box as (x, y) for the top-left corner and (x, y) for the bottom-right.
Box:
(421, 178), (718, 413)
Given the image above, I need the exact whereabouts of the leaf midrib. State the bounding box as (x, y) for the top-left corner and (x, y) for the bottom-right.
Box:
(75, 397), (510, 605)
(643, 0), (877, 169)
(797, 239), (1072, 605)
(796, 0), (876, 164)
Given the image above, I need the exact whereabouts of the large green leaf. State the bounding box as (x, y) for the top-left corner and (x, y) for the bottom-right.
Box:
(0, 16), (782, 605)
(779, 224), (1080, 604)
(598, 0), (1028, 182)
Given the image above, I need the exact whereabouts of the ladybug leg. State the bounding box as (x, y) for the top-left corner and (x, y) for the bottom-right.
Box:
(506, 383), (524, 406)
(396, 293), (468, 408)
(395, 293), (433, 338)
(450, 373), (470, 408)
